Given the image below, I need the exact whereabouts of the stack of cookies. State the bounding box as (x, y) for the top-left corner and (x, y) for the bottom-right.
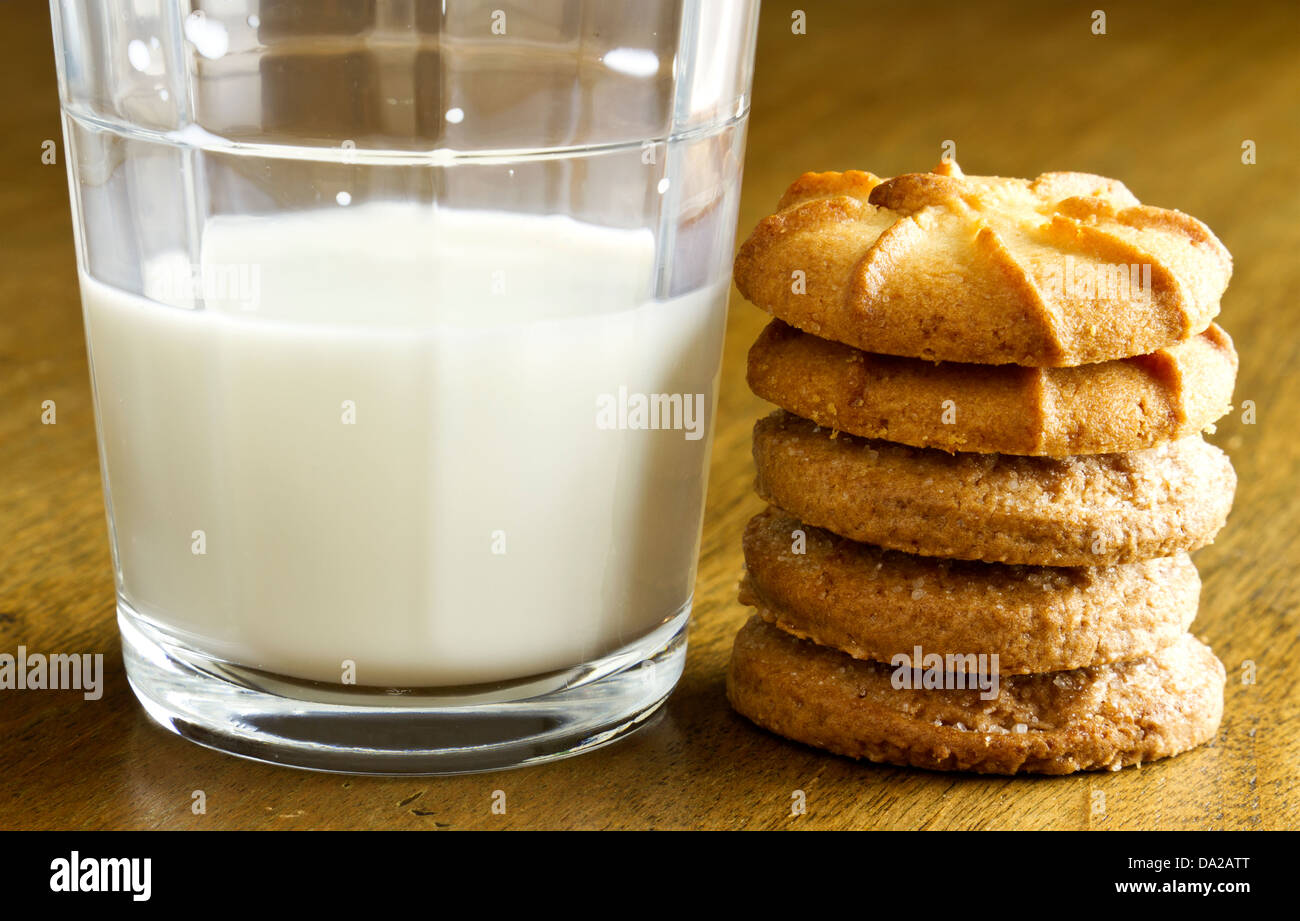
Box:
(725, 161), (1237, 774)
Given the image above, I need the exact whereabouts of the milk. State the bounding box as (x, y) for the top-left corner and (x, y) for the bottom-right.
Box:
(81, 205), (727, 686)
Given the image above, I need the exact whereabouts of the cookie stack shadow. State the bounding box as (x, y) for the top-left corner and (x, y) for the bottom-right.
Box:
(725, 161), (1238, 774)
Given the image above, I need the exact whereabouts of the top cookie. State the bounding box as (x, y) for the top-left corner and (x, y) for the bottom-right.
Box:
(733, 160), (1232, 367)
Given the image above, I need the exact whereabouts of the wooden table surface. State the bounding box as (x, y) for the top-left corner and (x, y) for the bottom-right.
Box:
(3, 0), (1297, 831)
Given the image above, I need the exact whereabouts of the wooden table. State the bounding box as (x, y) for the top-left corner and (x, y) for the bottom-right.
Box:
(3, 0), (1296, 830)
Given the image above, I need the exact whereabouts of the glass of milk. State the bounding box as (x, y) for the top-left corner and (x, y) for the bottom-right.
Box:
(50, 1), (758, 773)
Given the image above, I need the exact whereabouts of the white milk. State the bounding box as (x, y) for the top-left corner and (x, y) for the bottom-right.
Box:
(81, 204), (726, 686)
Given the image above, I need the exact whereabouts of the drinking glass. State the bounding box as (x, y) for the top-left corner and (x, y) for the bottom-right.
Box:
(49, 0), (759, 773)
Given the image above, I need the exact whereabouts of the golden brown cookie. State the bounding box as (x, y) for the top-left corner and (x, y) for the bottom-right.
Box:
(733, 160), (1232, 367)
(752, 411), (1235, 566)
(741, 507), (1200, 674)
(748, 319), (1237, 456)
(726, 617), (1225, 774)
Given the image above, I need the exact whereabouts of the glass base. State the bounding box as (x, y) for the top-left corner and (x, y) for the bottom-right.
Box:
(118, 600), (688, 775)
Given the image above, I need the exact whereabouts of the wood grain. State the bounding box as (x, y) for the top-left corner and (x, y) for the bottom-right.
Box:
(2, 0), (1297, 830)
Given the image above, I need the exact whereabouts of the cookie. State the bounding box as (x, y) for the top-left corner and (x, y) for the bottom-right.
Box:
(748, 319), (1237, 456)
(726, 617), (1225, 774)
(741, 507), (1200, 674)
(752, 410), (1235, 566)
(733, 160), (1232, 367)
